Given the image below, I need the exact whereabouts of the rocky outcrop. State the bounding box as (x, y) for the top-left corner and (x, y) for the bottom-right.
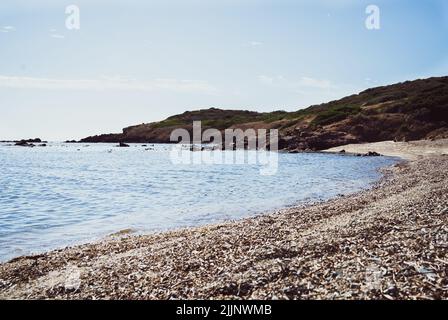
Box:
(14, 138), (45, 147)
(22, 138), (42, 143)
(363, 151), (382, 157)
(118, 142), (130, 147)
(15, 141), (35, 147)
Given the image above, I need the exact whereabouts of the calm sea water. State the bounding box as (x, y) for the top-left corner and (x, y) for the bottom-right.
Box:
(0, 143), (397, 261)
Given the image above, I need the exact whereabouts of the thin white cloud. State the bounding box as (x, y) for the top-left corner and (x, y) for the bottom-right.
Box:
(49, 29), (65, 39)
(51, 34), (65, 39)
(0, 26), (16, 33)
(0, 75), (218, 94)
(258, 75), (334, 89)
(298, 77), (332, 89)
(258, 74), (364, 108)
(248, 41), (263, 47)
(258, 75), (276, 85)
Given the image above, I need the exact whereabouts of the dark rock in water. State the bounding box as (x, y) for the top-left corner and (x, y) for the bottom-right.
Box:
(65, 140), (77, 143)
(38, 144), (47, 147)
(15, 140), (28, 146)
(339, 149), (346, 153)
(15, 140), (35, 147)
(118, 142), (130, 147)
(356, 153), (362, 157)
(14, 138), (44, 146)
(363, 151), (382, 157)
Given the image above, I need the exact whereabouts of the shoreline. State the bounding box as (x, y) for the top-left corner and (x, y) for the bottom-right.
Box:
(323, 139), (448, 160)
(0, 140), (447, 299)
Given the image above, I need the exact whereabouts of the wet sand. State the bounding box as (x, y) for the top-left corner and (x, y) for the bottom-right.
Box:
(0, 140), (447, 299)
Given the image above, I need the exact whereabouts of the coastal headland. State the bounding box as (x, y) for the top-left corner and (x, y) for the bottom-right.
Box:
(79, 77), (448, 152)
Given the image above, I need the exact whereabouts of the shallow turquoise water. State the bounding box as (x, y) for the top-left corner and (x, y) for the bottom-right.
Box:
(0, 143), (397, 261)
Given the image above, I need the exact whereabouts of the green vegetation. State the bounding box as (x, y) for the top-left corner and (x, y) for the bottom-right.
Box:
(311, 105), (362, 126)
(151, 118), (186, 128)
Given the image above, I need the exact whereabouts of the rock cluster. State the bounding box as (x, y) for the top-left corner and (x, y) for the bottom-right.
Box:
(14, 138), (45, 147)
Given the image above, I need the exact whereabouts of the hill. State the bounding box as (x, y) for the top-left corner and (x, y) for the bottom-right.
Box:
(80, 76), (448, 150)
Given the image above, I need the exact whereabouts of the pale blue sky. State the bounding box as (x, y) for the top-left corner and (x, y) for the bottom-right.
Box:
(1, 0), (447, 140)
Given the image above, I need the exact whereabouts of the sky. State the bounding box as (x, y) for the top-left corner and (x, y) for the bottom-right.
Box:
(0, 0), (447, 140)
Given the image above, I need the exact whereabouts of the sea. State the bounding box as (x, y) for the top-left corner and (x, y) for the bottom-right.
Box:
(0, 142), (397, 261)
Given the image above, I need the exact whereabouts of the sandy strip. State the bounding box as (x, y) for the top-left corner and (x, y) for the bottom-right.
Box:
(0, 140), (447, 300)
(324, 139), (448, 160)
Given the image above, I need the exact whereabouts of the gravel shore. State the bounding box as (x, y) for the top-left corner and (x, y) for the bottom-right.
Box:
(0, 144), (447, 299)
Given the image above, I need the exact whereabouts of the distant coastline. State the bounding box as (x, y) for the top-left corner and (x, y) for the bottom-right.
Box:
(3, 76), (447, 154)
(78, 76), (448, 152)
